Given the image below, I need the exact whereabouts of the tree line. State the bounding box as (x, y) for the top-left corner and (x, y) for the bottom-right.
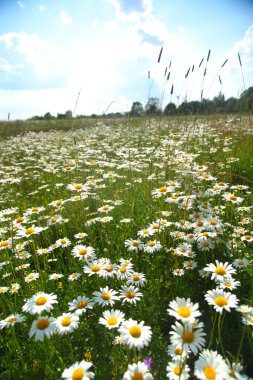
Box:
(29, 86), (253, 120)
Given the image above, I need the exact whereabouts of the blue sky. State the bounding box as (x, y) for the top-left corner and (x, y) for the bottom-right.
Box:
(0, 0), (253, 119)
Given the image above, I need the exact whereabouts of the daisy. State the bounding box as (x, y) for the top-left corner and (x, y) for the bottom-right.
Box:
(116, 263), (134, 280)
(204, 260), (236, 282)
(83, 260), (105, 276)
(183, 260), (197, 270)
(232, 258), (249, 268)
(205, 289), (238, 313)
(241, 311), (253, 326)
(167, 297), (201, 324)
(54, 313), (79, 335)
(99, 309), (125, 329)
(194, 349), (229, 380)
(119, 318), (152, 350)
(74, 232), (88, 240)
(62, 360), (94, 380)
(49, 273), (64, 280)
(241, 234), (253, 242)
(219, 278), (241, 290)
(71, 245), (96, 261)
(222, 193), (243, 204)
(119, 285), (143, 305)
(167, 343), (189, 360)
(97, 204), (114, 213)
(166, 358), (190, 380)
(68, 273), (81, 281)
(67, 183), (87, 192)
(25, 272), (40, 283)
(93, 286), (120, 307)
(0, 314), (26, 329)
(0, 239), (12, 250)
(68, 295), (94, 316)
(144, 240), (162, 253)
(99, 216), (113, 223)
(56, 237), (71, 247)
(172, 269), (185, 276)
(169, 322), (206, 355)
(126, 272), (146, 287)
(29, 316), (56, 341)
(22, 292), (57, 315)
(125, 238), (144, 252)
(15, 250), (31, 260)
(16, 225), (44, 238)
(123, 361), (153, 380)
(137, 228), (155, 238)
(10, 283), (21, 294)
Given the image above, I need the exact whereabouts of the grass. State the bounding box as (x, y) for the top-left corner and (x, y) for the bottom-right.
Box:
(0, 114), (253, 379)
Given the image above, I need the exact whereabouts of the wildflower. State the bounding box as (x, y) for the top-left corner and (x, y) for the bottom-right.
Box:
(166, 358), (190, 380)
(98, 204), (114, 213)
(205, 289), (238, 313)
(61, 360), (94, 380)
(99, 216), (113, 223)
(204, 260), (236, 282)
(54, 313), (79, 335)
(184, 260), (197, 270)
(232, 258), (249, 268)
(167, 343), (189, 360)
(29, 316), (56, 341)
(119, 318), (152, 350)
(241, 311), (253, 326)
(172, 269), (185, 276)
(22, 292), (57, 315)
(241, 234), (253, 242)
(16, 225), (44, 238)
(219, 278), (241, 290)
(223, 193), (243, 204)
(119, 285), (143, 305)
(137, 228), (155, 238)
(74, 232), (88, 240)
(0, 239), (12, 250)
(67, 183), (87, 192)
(72, 245), (96, 261)
(99, 309), (125, 329)
(49, 273), (64, 280)
(25, 272), (39, 283)
(68, 295), (94, 316)
(194, 349), (229, 380)
(0, 286), (9, 293)
(167, 297), (201, 324)
(83, 260), (105, 276)
(9, 283), (21, 293)
(93, 286), (120, 307)
(123, 361), (153, 380)
(169, 322), (206, 355)
(125, 238), (144, 252)
(68, 273), (81, 281)
(126, 272), (146, 287)
(0, 314), (26, 329)
(56, 237), (71, 247)
(144, 240), (162, 253)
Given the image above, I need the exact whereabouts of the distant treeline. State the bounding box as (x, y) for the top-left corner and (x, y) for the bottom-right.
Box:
(29, 86), (253, 120)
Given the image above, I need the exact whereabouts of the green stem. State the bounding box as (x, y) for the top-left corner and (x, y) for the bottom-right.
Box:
(208, 312), (218, 349)
(235, 325), (246, 363)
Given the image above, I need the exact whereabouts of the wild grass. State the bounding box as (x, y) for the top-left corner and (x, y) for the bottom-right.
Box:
(0, 114), (253, 379)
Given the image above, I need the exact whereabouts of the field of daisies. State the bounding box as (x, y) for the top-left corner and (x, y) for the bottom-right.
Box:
(0, 115), (253, 379)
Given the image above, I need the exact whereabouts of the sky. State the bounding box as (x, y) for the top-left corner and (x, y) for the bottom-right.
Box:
(0, 0), (253, 120)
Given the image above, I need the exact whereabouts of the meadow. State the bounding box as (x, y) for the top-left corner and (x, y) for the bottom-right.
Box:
(0, 114), (253, 379)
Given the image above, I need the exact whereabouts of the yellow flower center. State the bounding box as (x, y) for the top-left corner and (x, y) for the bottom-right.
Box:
(91, 265), (101, 272)
(182, 331), (194, 343)
(25, 227), (35, 235)
(77, 301), (87, 309)
(214, 296), (228, 307)
(107, 317), (117, 326)
(132, 275), (140, 281)
(32, 207), (39, 212)
(101, 293), (111, 300)
(193, 213), (200, 218)
(35, 296), (47, 305)
(159, 186), (167, 192)
(174, 347), (183, 355)
(61, 239), (67, 244)
(72, 368), (85, 380)
(151, 224), (159, 229)
(131, 241), (139, 247)
(244, 235), (251, 240)
(178, 307), (191, 318)
(204, 367), (216, 380)
(61, 317), (71, 327)
(27, 274), (35, 279)
(238, 261), (244, 266)
(50, 217), (57, 223)
(74, 184), (83, 190)
(102, 205), (109, 210)
(0, 241), (9, 247)
(229, 370), (236, 378)
(229, 195), (237, 201)
(129, 326), (141, 338)
(179, 248), (186, 252)
(173, 366), (181, 376)
(16, 217), (25, 223)
(125, 291), (135, 299)
(105, 265), (113, 272)
(215, 267), (226, 275)
(120, 267), (126, 273)
(224, 282), (232, 287)
(132, 374), (144, 380)
(148, 241), (156, 247)
(196, 221), (203, 227)
(37, 318), (50, 330)
(187, 263), (193, 267)
(210, 220), (217, 225)
(78, 249), (87, 255)
(7, 317), (17, 323)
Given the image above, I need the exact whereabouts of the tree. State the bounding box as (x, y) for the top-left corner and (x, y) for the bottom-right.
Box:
(163, 102), (176, 115)
(145, 97), (162, 115)
(44, 112), (54, 120)
(130, 101), (144, 116)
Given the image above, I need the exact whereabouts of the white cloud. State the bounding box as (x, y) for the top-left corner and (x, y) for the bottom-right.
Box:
(17, 1), (24, 8)
(59, 10), (73, 25)
(92, 17), (99, 28)
(38, 4), (45, 12)
(0, 58), (23, 73)
(229, 24), (253, 73)
(0, 32), (59, 80)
